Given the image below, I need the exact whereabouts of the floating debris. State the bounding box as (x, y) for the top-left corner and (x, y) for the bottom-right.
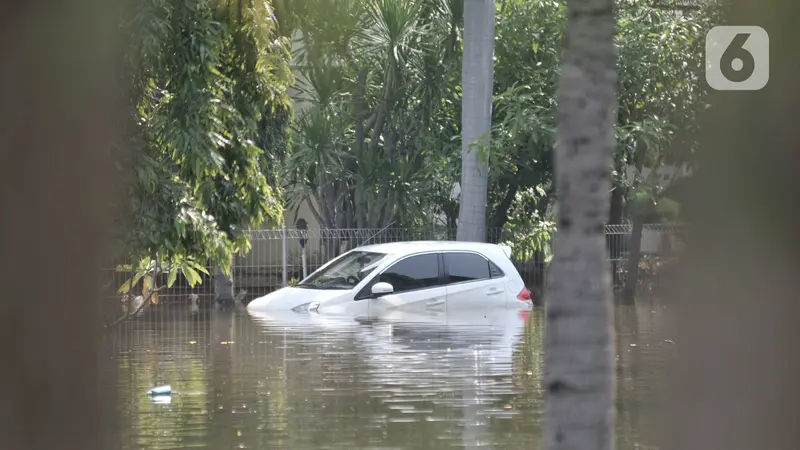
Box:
(147, 385), (172, 396)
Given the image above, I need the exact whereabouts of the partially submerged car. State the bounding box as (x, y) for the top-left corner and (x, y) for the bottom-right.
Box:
(246, 241), (533, 316)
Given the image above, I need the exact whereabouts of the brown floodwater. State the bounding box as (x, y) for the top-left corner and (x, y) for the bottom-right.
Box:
(109, 301), (675, 449)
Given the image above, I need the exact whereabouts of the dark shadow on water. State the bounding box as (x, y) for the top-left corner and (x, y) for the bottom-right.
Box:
(108, 302), (673, 449)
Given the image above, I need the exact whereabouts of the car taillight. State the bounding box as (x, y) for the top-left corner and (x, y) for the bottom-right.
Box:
(517, 287), (532, 302)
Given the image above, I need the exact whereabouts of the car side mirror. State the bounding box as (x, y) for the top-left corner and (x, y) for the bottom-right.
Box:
(371, 282), (394, 297)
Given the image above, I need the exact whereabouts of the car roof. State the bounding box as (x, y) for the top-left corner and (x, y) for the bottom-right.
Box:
(354, 240), (511, 258)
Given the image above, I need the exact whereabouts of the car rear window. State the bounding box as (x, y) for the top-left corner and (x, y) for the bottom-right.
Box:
(489, 259), (505, 278)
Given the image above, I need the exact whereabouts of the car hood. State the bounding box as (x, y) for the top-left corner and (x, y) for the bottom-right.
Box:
(246, 286), (351, 313)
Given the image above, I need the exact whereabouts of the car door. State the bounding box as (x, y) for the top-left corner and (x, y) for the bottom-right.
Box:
(357, 252), (447, 316)
(443, 251), (508, 312)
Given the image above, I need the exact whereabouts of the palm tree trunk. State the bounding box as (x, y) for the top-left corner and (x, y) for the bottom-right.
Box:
(543, 0), (617, 448)
(456, 0), (495, 243)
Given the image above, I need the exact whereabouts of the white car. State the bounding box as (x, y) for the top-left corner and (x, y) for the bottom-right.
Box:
(246, 241), (533, 316)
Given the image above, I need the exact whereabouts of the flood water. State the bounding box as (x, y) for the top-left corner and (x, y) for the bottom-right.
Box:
(109, 301), (675, 449)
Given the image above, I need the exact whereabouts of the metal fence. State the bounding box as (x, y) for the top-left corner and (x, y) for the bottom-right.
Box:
(101, 223), (685, 318)
(235, 223), (686, 295)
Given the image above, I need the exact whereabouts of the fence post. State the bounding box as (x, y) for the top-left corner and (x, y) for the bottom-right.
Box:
(281, 226), (288, 287)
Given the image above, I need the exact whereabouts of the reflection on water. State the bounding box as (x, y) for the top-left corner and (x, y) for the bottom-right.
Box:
(109, 302), (674, 449)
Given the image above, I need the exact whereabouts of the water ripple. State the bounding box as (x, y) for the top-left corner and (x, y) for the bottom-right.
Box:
(109, 305), (669, 449)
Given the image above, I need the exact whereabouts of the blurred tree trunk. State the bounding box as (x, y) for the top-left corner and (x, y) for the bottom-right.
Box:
(456, 0), (495, 243)
(667, 1), (800, 450)
(0, 1), (120, 449)
(543, 0), (617, 449)
(621, 218), (644, 304)
(608, 172), (625, 287)
(214, 265), (234, 306)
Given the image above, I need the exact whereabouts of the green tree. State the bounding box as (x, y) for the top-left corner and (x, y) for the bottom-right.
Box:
(488, 0), (563, 234)
(615, 0), (720, 302)
(281, 0), (463, 242)
(490, 0), (717, 216)
(280, 0), (557, 244)
(275, 0), (713, 261)
(113, 0), (293, 299)
(487, 1), (717, 288)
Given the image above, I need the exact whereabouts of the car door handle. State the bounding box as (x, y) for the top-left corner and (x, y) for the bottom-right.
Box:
(426, 299), (445, 307)
(486, 288), (503, 296)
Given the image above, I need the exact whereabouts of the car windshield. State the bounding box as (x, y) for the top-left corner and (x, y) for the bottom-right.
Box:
(297, 251), (388, 290)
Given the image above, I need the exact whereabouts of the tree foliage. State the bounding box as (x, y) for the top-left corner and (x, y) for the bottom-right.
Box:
(488, 0), (563, 232)
(108, 0), (719, 281)
(613, 0), (721, 302)
(615, 0), (721, 216)
(279, 0), (464, 231)
(113, 0), (294, 282)
(276, 0), (716, 245)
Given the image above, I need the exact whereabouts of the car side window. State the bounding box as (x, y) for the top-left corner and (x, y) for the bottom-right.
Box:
(378, 253), (440, 293)
(444, 252), (491, 284)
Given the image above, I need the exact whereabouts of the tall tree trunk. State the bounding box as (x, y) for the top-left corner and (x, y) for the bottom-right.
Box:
(608, 182), (625, 287)
(213, 264), (234, 306)
(488, 182), (518, 234)
(443, 199), (459, 239)
(543, 0), (617, 450)
(608, 183), (624, 225)
(622, 217), (644, 304)
(456, 0), (495, 243)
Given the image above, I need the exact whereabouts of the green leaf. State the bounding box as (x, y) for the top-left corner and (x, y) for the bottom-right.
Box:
(182, 265), (202, 287)
(167, 264), (179, 288)
(188, 260), (210, 275)
(117, 272), (145, 294)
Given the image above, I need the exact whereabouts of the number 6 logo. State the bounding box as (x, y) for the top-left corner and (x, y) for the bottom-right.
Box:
(706, 26), (769, 91)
